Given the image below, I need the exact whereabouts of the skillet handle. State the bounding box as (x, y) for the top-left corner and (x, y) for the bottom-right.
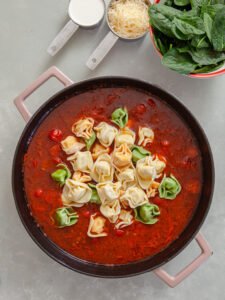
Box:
(154, 232), (212, 288)
(14, 66), (74, 123)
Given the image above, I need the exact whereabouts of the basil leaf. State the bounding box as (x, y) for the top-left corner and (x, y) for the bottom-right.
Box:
(111, 107), (128, 128)
(88, 184), (101, 205)
(51, 163), (71, 186)
(86, 131), (96, 150)
(162, 48), (198, 74)
(204, 13), (213, 41)
(159, 174), (181, 200)
(211, 7), (225, 51)
(54, 207), (78, 228)
(134, 203), (160, 225)
(132, 145), (150, 163)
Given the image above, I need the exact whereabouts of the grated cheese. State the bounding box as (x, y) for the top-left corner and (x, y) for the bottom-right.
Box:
(108, 0), (149, 39)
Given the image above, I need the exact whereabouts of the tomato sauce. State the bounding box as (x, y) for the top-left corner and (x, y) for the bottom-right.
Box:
(23, 87), (202, 264)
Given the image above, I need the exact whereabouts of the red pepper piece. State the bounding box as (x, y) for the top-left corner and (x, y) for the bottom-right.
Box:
(48, 129), (63, 142)
(115, 229), (125, 237)
(34, 189), (43, 198)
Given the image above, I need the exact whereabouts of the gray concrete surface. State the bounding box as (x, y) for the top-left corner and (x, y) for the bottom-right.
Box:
(0, 1), (224, 299)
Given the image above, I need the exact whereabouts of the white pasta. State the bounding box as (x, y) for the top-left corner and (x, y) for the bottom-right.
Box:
(146, 181), (160, 198)
(115, 210), (133, 229)
(72, 171), (92, 183)
(112, 143), (132, 171)
(94, 122), (118, 147)
(61, 136), (85, 155)
(120, 186), (148, 208)
(100, 199), (121, 223)
(62, 179), (92, 207)
(87, 214), (107, 238)
(72, 118), (94, 140)
(115, 127), (136, 148)
(91, 154), (114, 183)
(116, 167), (137, 190)
(96, 181), (121, 205)
(136, 156), (157, 189)
(138, 126), (154, 146)
(68, 151), (93, 174)
(92, 142), (110, 160)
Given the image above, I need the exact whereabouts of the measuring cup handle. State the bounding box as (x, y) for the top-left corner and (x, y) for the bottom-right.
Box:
(47, 20), (79, 56)
(86, 31), (119, 70)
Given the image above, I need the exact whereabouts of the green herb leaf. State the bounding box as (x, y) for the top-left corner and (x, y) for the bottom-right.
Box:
(88, 184), (101, 205)
(191, 60), (225, 73)
(162, 48), (197, 74)
(159, 174), (181, 200)
(86, 131), (96, 150)
(174, 0), (190, 6)
(173, 16), (205, 35)
(111, 107), (128, 128)
(191, 34), (210, 48)
(132, 145), (150, 163)
(54, 207), (78, 228)
(188, 47), (225, 64)
(51, 163), (71, 186)
(134, 203), (160, 224)
(204, 13), (213, 41)
(211, 7), (225, 51)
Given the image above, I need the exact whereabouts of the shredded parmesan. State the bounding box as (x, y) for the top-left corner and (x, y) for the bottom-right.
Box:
(108, 0), (149, 39)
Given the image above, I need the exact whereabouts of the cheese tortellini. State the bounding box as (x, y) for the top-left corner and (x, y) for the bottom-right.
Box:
(92, 142), (110, 160)
(94, 122), (118, 147)
(120, 186), (148, 209)
(62, 179), (92, 207)
(138, 127), (154, 146)
(72, 171), (92, 183)
(91, 154), (114, 183)
(87, 214), (107, 238)
(72, 118), (94, 140)
(112, 143), (132, 171)
(96, 182), (121, 205)
(68, 151), (93, 173)
(100, 199), (121, 223)
(115, 127), (136, 148)
(116, 168), (137, 190)
(115, 210), (133, 229)
(61, 136), (85, 155)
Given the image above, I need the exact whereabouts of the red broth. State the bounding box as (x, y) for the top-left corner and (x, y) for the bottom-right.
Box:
(23, 87), (202, 264)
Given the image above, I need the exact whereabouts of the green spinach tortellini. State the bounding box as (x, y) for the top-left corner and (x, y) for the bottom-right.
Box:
(159, 174), (181, 200)
(111, 107), (128, 128)
(134, 203), (160, 224)
(88, 184), (101, 205)
(54, 207), (78, 228)
(86, 131), (96, 150)
(132, 145), (150, 163)
(51, 163), (71, 186)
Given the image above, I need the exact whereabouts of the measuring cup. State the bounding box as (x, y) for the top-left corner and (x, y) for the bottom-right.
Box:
(86, 0), (150, 70)
(47, 0), (106, 56)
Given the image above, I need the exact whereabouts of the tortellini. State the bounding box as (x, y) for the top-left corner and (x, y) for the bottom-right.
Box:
(112, 143), (132, 171)
(94, 122), (118, 147)
(72, 118), (94, 140)
(115, 127), (136, 148)
(62, 179), (92, 207)
(134, 203), (160, 224)
(87, 214), (107, 238)
(72, 171), (92, 183)
(92, 142), (110, 160)
(91, 154), (114, 183)
(116, 168), (137, 190)
(159, 174), (181, 200)
(136, 156), (157, 189)
(96, 182), (121, 205)
(146, 181), (160, 198)
(111, 107), (128, 128)
(151, 155), (166, 175)
(61, 136), (85, 155)
(68, 151), (93, 173)
(120, 186), (148, 209)
(115, 210), (133, 229)
(138, 127), (154, 146)
(100, 199), (121, 223)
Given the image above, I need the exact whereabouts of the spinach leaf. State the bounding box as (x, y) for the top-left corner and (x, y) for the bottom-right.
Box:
(191, 61), (225, 73)
(188, 47), (225, 64)
(203, 13), (213, 41)
(162, 48), (198, 74)
(174, 0), (191, 6)
(201, 4), (224, 18)
(211, 7), (225, 51)
(149, 8), (175, 37)
(173, 16), (205, 35)
(191, 35), (210, 47)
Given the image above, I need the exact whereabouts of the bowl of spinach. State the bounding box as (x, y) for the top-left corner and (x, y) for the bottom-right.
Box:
(149, 0), (225, 77)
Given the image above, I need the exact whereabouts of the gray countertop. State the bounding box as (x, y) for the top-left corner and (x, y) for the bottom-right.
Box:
(0, 1), (224, 299)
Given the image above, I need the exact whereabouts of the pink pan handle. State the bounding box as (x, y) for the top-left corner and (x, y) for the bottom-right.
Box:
(14, 66), (74, 123)
(154, 232), (212, 287)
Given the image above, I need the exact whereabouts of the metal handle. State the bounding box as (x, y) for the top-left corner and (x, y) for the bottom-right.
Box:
(154, 232), (212, 288)
(14, 66), (74, 123)
(86, 31), (119, 70)
(47, 20), (79, 56)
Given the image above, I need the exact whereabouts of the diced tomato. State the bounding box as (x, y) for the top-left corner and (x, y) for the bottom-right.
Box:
(135, 104), (147, 114)
(48, 129), (63, 142)
(34, 189), (43, 198)
(147, 98), (156, 108)
(52, 157), (62, 164)
(83, 211), (91, 218)
(115, 229), (125, 237)
(49, 145), (61, 157)
(161, 140), (170, 147)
